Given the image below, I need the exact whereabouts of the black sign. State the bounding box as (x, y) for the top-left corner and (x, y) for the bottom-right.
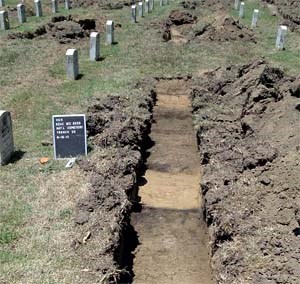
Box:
(52, 114), (87, 159)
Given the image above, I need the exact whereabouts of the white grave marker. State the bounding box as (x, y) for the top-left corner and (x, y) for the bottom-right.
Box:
(52, 0), (58, 13)
(0, 111), (14, 165)
(131, 5), (137, 23)
(106, 20), (114, 44)
(239, 2), (245, 18)
(138, 2), (144, 17)
(0, 10), (9, 30)
(251, 9), (259, 27)
(65, 0), (71, 10)
(276, 25), (287, 50)
(34, 0), (43, 17)
(149, 0), (154, 11)
(66, 49), (79, 80)
(234, 0), (240, 10)
(17, 4), (26, 23)
(90, 32), (100, 61)
(145, 0), (149, 13)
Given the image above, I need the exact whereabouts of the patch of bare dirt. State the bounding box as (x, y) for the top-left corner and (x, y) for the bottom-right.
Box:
(131, 80), (215, 283)
(162, 10), (197, 42)
(72, 0), (132, 9)
(8, 15), (106, 44)
(192, 15), (256, 43)
(263, 0), (300, 30)
(70, 80), (156, 282)
(191, 60), (300, 283)
(162, 12), (256, 44)
(180, 0), (231, 10)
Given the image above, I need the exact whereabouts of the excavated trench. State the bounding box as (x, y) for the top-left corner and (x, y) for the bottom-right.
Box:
(129, 80), (214, 284)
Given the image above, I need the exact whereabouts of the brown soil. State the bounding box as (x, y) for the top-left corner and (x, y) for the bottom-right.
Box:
(69, 81), (156, 282)
(8, 15), (107, 44)
(72, 0), (132, 9)
(131, 80), (215, 283)
(162, 11), (256, 44)
(180, 0), (231, 10)
(162, 10), (197, 42)
(192, 15), (256, 43)
(263, 0), (300, 30)
(191, 60), (300, 283)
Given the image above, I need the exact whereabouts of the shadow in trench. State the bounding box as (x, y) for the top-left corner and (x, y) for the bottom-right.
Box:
(118, 122), (156, 283)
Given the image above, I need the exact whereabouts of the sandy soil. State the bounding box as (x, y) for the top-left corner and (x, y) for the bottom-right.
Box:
(131, 80), (214, 284)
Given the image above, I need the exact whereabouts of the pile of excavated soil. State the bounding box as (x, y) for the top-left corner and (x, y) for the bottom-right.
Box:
(191, 60), (300, 283)
(180, 0), (231, 10)
(162, 12), (256, 44)
(8, 15), (106, 44)
(192, 15), (256, 43)
(70, 80), (156, 282)
(162, 10), (197, 42)
(264, 0), (300, 30)
(72, 0), (131, 9)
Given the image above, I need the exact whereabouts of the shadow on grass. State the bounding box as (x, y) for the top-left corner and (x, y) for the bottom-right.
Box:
(8, 150), (26, 164)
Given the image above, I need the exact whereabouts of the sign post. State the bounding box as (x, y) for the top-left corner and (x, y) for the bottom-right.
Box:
(52, 114), (87, 159)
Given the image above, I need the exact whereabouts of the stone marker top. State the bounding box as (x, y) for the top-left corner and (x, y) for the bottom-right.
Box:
(106, 20), (113, 25)
(17, 3), (23, 7)
(254, 9), (259, 13)
(90, 31), (99, 37)
(66, 48), (77, 55)
(280, 25), (288, 31)
(132, 4), (136, 8)
(34, 0), (40, 2)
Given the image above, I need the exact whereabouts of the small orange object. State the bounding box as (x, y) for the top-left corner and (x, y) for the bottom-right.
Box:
(39, 157), (49, 164)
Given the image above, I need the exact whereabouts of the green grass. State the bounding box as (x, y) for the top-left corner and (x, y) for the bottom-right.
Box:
(230, 0), (300, 73)
(0, 0), (299, 282)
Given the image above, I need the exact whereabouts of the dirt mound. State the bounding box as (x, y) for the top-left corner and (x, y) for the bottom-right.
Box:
(264, 0), (300, 30)
(162, 12), (256, 43)
(180, 0), (231, 10)
(162, 10), (197, 42)
(72, 0), (131, 9)
(192, 15), (256, 42)
(86, 89), (155, 148)
(166, 10), (197, 25)
(71, 81), (156, 282)
(8, 15), (106, 43)
(191, 60), (300, 283)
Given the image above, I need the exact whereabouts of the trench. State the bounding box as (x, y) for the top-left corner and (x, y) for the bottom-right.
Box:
(129, 80), (214, 284)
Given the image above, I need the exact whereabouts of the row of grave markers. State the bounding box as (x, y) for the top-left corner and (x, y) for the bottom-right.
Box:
(234, 0), (288, 50)
(66, 0), (169, 80)
(0, 0), (170, 163)
(0, 0), (71, 28)
(0, 0), (292, 163)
